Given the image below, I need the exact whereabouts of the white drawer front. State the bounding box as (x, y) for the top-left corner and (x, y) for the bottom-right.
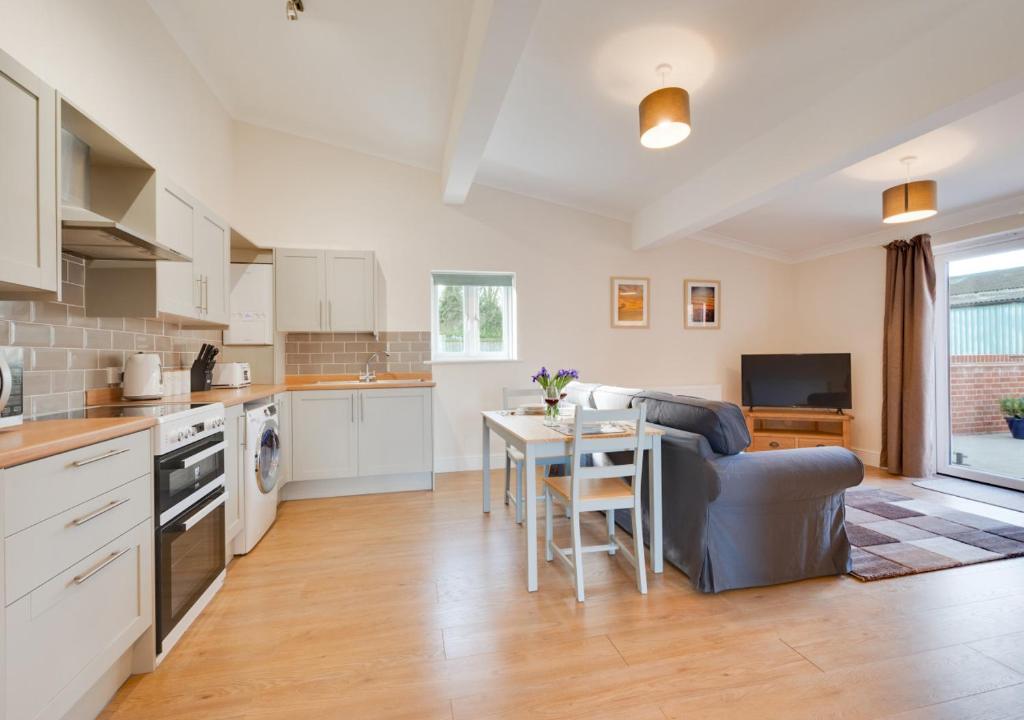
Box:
(5, 474), (152, 603)
(6, 521), (152, 720)
(4, 430), (150, 536)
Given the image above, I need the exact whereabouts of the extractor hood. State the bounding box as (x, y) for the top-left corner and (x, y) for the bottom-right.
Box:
(61, 206), (186, 262)
(60, 130), (187, 262)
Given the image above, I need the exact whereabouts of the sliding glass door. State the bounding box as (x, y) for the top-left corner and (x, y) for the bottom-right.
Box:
(936, 234), (1024, 492)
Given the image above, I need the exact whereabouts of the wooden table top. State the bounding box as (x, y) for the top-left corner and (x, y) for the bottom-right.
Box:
(482, 410), (663, 444)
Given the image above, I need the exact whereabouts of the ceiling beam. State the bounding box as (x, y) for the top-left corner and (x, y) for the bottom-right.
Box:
(441, 0), (539, 205)
(632, 0), (1024, 250)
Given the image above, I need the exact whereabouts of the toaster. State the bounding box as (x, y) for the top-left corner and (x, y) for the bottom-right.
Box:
(212, 362), (251, 388)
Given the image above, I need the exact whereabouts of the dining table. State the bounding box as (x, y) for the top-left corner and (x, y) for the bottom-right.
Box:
(481, 410), (664, 592)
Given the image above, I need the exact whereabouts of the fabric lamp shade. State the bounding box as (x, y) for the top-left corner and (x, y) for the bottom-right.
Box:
(639, 87), (691, 149)
(882, 180), (938, 224)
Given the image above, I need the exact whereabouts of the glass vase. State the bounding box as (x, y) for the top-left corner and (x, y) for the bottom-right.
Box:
(543, 386), (561, 426)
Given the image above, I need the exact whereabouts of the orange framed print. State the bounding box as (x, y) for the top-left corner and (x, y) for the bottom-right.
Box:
(684, 279), (720, 329)
(611, 277), (650, 328)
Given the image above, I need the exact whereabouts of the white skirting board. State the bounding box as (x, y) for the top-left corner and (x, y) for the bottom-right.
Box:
(281, 472), (434, 500)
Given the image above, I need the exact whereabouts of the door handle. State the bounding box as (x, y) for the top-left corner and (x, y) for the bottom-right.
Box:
(72, 447), (130, 467)
(202, 275), (209, 313)
(73, 547), (132, 585)
(177, 492), (226, 532)
(360, 393), (365, 421)
(328, 301), (332, 329)
(351, 395), (355, 423)
(176, 441), (226, 468)
(768, 441), (780, 448)
(71, 497), (130, 526)
(319, 301), (323, 330)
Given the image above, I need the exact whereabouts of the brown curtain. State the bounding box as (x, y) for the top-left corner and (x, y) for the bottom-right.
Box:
(881, 234), (936, 477)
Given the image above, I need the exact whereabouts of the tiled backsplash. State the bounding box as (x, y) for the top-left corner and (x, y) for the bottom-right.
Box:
(285, 331), (430, 376)
(0, 255), (221, 417)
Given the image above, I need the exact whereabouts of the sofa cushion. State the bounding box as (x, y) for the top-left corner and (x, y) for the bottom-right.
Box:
(563, 381), (598, 408)
(637, 392), (750, 456)
(592, 385), (643, 410)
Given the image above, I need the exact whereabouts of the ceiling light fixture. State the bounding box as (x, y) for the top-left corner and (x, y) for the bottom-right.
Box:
(882, 156), (938, 224)
(286, 0), (304, 21)
(639, 64), (691, 149)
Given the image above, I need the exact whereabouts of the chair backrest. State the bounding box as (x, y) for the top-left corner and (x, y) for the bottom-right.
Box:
(502, 386), (541, 411)
(569, 403), (647, 505)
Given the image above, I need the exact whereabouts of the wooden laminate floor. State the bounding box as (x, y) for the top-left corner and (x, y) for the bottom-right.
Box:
(101, 468), (1024, 719)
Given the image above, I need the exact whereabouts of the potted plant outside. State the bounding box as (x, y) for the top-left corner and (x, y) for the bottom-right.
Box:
(1000, 397), (1024, 440)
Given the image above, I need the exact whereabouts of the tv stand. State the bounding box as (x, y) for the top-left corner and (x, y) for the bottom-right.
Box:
(743, 408), (853, 452)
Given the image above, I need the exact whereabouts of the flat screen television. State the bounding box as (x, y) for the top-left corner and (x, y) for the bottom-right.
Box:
(741, 353), (852, 410)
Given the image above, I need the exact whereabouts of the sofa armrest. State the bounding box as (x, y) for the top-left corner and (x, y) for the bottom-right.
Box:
(712, 446), (863, 505)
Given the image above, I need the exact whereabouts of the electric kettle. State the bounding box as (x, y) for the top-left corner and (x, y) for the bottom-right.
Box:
(123, 353), (163, 400)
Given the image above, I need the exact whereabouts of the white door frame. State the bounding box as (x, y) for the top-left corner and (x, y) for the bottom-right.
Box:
(934, 230), (1024, 492)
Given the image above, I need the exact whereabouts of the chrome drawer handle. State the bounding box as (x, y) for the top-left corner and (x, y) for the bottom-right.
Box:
(73, 547), (131, 585)
(177, 441), (226, 468)
(71, 498), (130, 526)
(72, 447), (130, 467)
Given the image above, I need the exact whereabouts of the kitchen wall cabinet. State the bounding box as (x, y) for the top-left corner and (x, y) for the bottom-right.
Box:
(274, 249), (383, 334)
(0, 48), (59, 297)
(274, 249), (325, 332)
(287, 387), (432, 499)
(88, 179), (231, 327)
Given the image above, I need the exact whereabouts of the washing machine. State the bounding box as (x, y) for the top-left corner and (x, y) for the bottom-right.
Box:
(239, 398), (281, 554)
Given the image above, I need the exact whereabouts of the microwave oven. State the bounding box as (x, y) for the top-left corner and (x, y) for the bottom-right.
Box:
(0, 347), (25, 428)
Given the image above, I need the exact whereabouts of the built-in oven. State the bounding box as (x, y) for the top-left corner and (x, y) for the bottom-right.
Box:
(154, 430), (227, 654)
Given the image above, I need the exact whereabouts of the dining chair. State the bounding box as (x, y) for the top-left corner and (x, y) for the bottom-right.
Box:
(501, 386), (569, 524)
(543, 403), (647, 602)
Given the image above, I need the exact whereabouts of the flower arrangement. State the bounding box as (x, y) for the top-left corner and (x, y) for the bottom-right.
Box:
(532, 367), (579, 425)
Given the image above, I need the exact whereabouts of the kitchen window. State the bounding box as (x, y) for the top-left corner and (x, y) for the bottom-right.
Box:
(430, 271), (517, 362)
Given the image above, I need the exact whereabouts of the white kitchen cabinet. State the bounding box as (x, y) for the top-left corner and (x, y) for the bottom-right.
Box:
(224, 404), (245, 554)
(0, 49), (58, 296)
(89, 179), (230, 327)
(288, 387), (433, 499)
(3, 429), (153, 720)
(274, 248), (382, 333)
(325, 251), (374, 331)
(274, 249), (327, 332)
(290, 390), (359, 481)
(357, 389), (432, 476)
(274, 392), (292, 488)
(195, 209), (230, 325)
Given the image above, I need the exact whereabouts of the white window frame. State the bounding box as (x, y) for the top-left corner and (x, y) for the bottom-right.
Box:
(430, 271), (518, 363)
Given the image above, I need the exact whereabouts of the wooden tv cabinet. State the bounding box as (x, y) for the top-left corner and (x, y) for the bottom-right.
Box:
(743, 408), (852, 452)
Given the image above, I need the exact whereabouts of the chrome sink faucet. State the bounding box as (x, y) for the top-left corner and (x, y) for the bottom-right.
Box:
(360, 351), (390, 382)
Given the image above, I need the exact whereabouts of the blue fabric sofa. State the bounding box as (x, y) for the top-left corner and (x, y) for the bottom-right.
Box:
(564, 384), (864, 593)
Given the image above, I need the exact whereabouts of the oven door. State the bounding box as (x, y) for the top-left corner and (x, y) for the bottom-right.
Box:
(156, 486), (226, 652)
(156, 432), (225, 525)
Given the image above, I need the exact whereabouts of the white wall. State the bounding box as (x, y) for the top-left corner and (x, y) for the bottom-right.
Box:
(0, 0), (234, 216)
(795, 247), (886, 467)
(232, 122), (799, 469)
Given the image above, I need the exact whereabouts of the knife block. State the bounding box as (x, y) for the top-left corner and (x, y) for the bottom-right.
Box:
(191, 367), (212, 392)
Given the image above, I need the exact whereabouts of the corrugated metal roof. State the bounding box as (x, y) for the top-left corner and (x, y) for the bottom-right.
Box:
(950, 266), (1024, 307)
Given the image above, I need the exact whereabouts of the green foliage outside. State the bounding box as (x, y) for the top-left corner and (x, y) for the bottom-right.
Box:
(438, 286), (464, 339)
(1001, 396), (1024, 418)
(479, 287), (503, 344)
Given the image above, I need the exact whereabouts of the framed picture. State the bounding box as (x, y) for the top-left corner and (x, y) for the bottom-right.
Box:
(684, 279), (720, 329)
(611, 277), (650, 328)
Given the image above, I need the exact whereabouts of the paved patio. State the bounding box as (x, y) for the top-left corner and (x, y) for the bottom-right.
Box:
(951, 432), (1024, 479)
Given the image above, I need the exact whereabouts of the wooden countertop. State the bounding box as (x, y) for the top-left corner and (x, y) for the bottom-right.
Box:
(285, 373), (435, 391)
(0, 417), (158, 469)
(183, 384), (287, 406)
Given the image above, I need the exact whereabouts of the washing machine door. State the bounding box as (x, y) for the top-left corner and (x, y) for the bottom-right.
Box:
(255, 419), (281, 494)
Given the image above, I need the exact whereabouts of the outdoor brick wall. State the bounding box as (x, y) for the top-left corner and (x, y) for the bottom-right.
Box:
(950, 355), (1024, 435)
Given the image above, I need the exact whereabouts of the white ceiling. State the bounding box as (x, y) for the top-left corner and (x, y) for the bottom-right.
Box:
(150, 0), (1024, 261)
(148, 0), (473, 170)
(709, 91), (1024, 259)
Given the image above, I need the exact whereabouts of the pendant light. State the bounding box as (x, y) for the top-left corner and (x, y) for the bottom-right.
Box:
(882, 156), (937, 224)
(639, 64), (691, 149)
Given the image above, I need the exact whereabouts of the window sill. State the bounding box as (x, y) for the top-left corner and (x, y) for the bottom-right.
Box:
(425, 357), (522, 365)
